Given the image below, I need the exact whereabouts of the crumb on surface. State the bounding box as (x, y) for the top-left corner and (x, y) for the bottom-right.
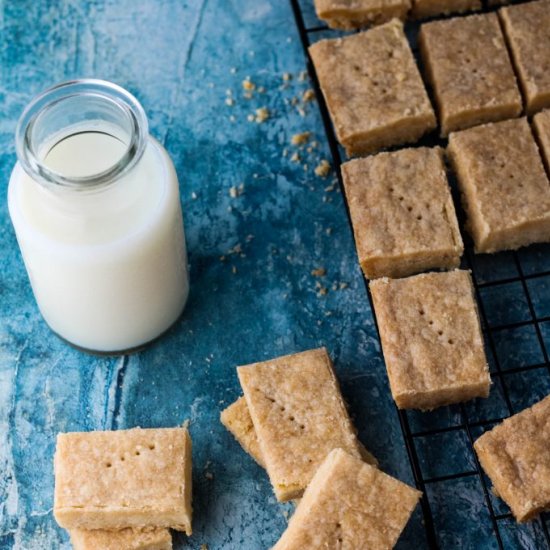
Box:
(303, 89), (316, 102)
(228, 244), (242, 255)
(291, 131), (311, 146)
(311, 267), (326, 277)
(254, 107), (270, 123)
(290, 152), (301, 163)
(229, 183), (244, 198)
(283, 72), (292, 81)
(242, 77), (256, 91)
(315, 159), (331, 178)
(225, 98), (235, 106)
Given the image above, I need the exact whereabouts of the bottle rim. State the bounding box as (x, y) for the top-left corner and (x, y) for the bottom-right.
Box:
(15, 79), (149, 190)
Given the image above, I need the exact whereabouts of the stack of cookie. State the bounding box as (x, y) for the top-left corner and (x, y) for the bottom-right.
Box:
(53, 427), (192, 550)
(221, 347), (422, 548)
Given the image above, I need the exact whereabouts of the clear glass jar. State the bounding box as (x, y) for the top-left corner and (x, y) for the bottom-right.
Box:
(8, 79), (189, 353)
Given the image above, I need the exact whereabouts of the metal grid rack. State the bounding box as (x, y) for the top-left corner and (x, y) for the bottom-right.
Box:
(289, 1), (550, 547)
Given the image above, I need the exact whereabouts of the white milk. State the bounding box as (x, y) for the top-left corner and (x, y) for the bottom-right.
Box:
(8, 130), (189, 352)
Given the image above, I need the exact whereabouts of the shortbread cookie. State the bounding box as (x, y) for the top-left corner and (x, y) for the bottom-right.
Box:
(309, 19), (435, 156)
(54, 427), (192, 534)
(237, 348), (376, 501)
(500, 0), (550, 114)
(342, 147), (463, 279)
(448, 118), (550, 253)
(419, 13), (522, 136)
(474, 394), (550, 522)
(272, 448), (421, 549)
(314, 0), (410, 30)
(70, 528), (172, 550)
(370, 270), (490, 410)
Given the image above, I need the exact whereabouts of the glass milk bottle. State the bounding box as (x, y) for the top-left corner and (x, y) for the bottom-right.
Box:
(8, 80), (189, 353)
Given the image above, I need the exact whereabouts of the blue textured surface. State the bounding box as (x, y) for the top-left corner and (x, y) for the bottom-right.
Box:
(0, 1), (549, 549)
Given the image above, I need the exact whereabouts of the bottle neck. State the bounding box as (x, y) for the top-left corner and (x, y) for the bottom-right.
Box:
(15, 79), (148, 192)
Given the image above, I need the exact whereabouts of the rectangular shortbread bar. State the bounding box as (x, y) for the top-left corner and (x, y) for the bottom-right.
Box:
(70, 528), (172, 550)
(220, 396), (377, 468)
(342, 147), (463, 279)
(474, 395), (550, 522)
(272, 448), (421, 549)
(534, 109), (550, 173)
(448, 118), (550, 253)
(54, 427), (192, 534)
(370, 270), (490, 410)
(220, 396), (266, 467)
(500, 0), (550, 115)
(309, 19), (436, 156)
(412, 0), (480, 19)
(314, 0), (411, 30)
(237, 348), (375, 501)
(419, 13), (522, 136)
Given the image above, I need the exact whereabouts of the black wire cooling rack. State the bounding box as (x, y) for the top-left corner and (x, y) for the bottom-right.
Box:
(289, 1), (550, 547)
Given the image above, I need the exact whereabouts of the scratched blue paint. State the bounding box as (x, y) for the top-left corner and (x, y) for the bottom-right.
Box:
(0, 1), (548, 549)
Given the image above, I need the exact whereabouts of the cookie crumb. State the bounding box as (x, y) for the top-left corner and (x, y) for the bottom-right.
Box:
(255, 107), (270, 123)
(242, 77), (256, 91)
(303, 89), (316, 102)
(311, 267), (326, 277)
(315, 159), (331, 178)
(291, 131), (311, 146)
(283, 72), (292, 81)
(229, 183), (245, 198)
(290, 152), (301, 163)
(225, 98), (235, 106)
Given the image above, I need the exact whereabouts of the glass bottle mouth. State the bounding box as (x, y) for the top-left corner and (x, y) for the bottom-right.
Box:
(15, 79), (149, 190)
